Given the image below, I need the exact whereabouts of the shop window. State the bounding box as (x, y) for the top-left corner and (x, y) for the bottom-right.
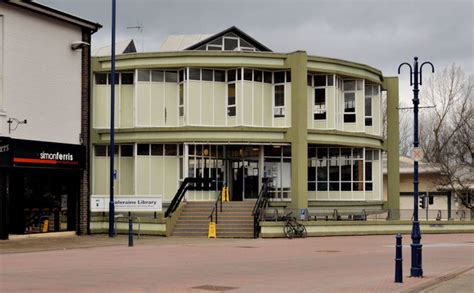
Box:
(95, 73), (107, 85)
(152, 70), (164, 82)
(137, 144), (150, 156)
(273, 85), (285, 118)
(227, 83), (236, 117)
(121, 145), (134, 157)
(121, 73), (134, 85)
(95, 145), (107, 156)
(137, 70), (150, 82)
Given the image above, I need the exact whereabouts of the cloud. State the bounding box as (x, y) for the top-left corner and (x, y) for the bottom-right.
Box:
(38, 0), (473, 103)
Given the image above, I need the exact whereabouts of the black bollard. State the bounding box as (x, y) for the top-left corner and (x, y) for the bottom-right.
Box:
(395, 234), (403, 283)
(128, 212), (133, 247)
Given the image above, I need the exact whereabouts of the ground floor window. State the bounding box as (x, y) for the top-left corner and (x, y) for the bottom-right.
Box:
(264, 145), (291, 200)
(308, 146), (381, 200)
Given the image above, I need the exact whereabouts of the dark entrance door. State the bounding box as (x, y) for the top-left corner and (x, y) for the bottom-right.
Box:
(230, 159), (259, 201)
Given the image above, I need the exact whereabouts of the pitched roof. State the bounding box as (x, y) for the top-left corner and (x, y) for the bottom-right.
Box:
(184, 26), (272, 52)
(382, 155), (441, 175)
(159, 34), (213, 52)
(5, 1), (101, 32)
(93, 39), (137, 57)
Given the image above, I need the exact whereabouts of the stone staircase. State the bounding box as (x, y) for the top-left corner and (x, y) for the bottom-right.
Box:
(172, 201), (255, 238)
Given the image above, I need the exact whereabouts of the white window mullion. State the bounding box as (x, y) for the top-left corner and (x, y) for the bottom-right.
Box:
(240, 67), (244, 125)
(261, 75), (264, 126)
(212, 70), (215, 125)
(199, 69), (203, 125)
(251, 70), (254, 126)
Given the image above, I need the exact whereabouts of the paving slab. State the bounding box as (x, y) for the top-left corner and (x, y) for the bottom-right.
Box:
(1, 233), (473, 292)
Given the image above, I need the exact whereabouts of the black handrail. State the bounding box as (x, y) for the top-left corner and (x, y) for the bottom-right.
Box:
(165, 177), (212, 218)
(252, 179), (271, 238)
(209, 187), (224, 224)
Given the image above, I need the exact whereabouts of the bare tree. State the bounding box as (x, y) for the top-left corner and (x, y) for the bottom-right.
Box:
(419, 64), (474, 209)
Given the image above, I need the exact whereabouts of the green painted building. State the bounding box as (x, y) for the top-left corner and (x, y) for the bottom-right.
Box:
(90, 26), (400, 235)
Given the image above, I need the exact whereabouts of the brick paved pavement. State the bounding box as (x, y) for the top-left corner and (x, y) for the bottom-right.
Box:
(1, 233), (473, 292)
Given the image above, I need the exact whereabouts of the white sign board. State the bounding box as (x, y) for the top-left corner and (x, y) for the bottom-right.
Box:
(412, 147), (424, 162)
(91, 195), (162, 212)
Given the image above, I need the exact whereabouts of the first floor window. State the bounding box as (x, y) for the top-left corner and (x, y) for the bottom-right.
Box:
(227, 83), (236, 117)
(274, 85), (285, 118)
(179, 83), (184, 117)
(344, 92), (356, 123)
(314, 88), (326, 120)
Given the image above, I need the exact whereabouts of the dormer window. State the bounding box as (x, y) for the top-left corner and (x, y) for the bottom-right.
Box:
(203, 35), (257, 52)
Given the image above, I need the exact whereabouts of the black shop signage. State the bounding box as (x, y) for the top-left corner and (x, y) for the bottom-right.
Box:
(1, 137), (85, 169)
(0, 137), (11, 167)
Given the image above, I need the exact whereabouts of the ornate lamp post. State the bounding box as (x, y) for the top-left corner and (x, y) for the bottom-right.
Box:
(398, 57), (434, 277)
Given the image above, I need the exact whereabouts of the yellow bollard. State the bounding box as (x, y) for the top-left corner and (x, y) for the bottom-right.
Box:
(208, 221), (216, 238)
(41, 219), (49, 233)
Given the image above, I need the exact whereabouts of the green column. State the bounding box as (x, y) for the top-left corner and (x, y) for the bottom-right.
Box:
(286, 51), (308, 209)
(384, 77), (400, 219)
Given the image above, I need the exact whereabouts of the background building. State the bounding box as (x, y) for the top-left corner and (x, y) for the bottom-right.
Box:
(0, 1), (100, 239)
(90, 26), (400, 236)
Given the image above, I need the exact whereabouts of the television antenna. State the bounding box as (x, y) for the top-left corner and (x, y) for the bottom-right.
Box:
(127, 20), (144, 52)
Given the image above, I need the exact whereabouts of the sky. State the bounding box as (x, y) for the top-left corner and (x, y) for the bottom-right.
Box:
(39, 0), (474, 103)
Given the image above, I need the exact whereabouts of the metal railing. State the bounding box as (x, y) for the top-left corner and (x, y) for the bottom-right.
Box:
(208, 188), (224, 224)
(165, 177), (212, 218)
(252, 179), (271, 238)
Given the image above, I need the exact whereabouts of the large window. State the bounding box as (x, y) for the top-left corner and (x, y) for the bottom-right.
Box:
(308, 74), (333, 121)
(365, 84), (379, 126)
(273, 71), (289, 118)
(95, 72), (134, 85)
(264, 145), (291, 200)
(273, 85), (285, 118)
(343, 80), (356, 123)
(187, 144), (225, 192)
(227, 83), (236, 117)
(203, 35), (257, 52)
(308, 146), (378, 193)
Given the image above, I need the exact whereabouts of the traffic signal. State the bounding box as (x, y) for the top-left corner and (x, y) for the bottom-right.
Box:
(419, 196), (426, 209)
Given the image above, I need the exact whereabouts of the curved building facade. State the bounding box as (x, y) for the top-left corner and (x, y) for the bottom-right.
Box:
(90, 27), (400, 234)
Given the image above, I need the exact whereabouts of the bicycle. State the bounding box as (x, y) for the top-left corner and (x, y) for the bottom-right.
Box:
(282, 212), (307, 239)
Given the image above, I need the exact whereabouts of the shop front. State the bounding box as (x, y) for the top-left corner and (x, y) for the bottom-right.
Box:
(0, 137), (84, 240)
